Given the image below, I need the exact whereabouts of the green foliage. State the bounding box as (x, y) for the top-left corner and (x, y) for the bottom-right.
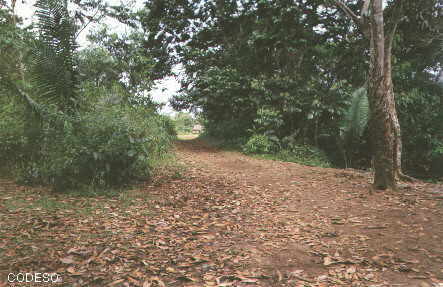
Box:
(342, 87), (369, 139)
(0, 3), (175, 191)
(270, 147), (331, 168)
(432, 143), (443, 157)
(334, 87), (370, 168)
(396, 85), (443, 178)
(87, 26), (158, 94)
(158, 114), (178, 139)
(0, 98), (26, 173)
(243, 134), (331, 168)
(77, 47), (120, 89)
(0, 9), (33, 99)
(278, 134), (331, 167)
(11, 103), (174, 191)
(172, 112), (195, 134)
(140, 0), (441, 179)
(252, 108), (284, 136)
(243, 134), (277, 154)
(30, 0), (79, 113)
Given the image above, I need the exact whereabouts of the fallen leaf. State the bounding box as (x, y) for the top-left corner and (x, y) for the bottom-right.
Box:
(166, 267), (176, 273)
(108, 279), (125, 286)
(324, 256), (333, 266)
(346, 266), (356, 274)
(176, 275), (195, 282)
(60, 256), (75, 264)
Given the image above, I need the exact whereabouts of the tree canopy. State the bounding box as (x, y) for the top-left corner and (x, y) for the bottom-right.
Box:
(138, 0), (442, 180)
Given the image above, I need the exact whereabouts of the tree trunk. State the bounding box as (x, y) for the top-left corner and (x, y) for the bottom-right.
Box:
(335, 0), (411, 190)
(367, 0), (397, 190)
(384, 26), (402, 183)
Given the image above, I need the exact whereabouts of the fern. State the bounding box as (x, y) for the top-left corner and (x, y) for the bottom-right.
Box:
(337, 86), (369, 168)
(343, 87), (369, 140)
(29, 0), (79, 114)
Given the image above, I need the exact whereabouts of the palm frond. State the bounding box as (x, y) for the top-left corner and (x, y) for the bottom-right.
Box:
(29, 0), (79, 113)
(343, 87), (369, 140)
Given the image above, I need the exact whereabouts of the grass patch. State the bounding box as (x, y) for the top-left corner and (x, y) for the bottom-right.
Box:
(2, 187), (153, 216)
(199, 135), (331, 168)
(177, 133), (199, 140)
(252, 149), (331, 168)
(197, 134), (246, 151)
(3, 198), (29, 212)
(33, 197), (71, 211)
(4, 196), (70, 212)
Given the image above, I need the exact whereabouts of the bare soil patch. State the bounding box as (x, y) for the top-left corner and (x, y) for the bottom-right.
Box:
(0, 138), (442, 287)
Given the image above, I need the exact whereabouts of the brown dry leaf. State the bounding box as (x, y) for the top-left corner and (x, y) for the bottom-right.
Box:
(149, 276), (166, 287)
(323, 256), (333, 266)
(166, 267), (176, 273)
(346, 266), (356, 274)
(217, 282), (235, 287)
(60, 256), (75, 264)
(80, 255), (96, 266)
(2, 138), (443, 287)
(108, 279), (125, 286)
(67, 247), (92, 257)
(127, 276), (140, 286)
(216, 275), (241, 285)
(243, 279), (258, 284)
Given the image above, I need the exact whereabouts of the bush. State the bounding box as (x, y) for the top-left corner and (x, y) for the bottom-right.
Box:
(243, 134), (278, 154)
(0, 100), (26, 173)
(430, 141), (443, 178)
(11, 104), (175, 191)
(241, 133), (331, 167)
(396, 86), (443, 178)
(277, 145), (331, 167)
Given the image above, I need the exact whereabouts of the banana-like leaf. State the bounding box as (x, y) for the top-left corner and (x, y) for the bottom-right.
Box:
(342, 87), (369, 141)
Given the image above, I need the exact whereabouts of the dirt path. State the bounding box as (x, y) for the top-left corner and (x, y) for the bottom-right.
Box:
(0, 138), (442, 287)
(176, 138), (443, 286)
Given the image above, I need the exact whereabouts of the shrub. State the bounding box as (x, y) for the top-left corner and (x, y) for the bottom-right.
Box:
(243, 134), (278, 154)
(396, 86), (443, 178)
(241, 132), (331, 167)
(430, 141), (443, 178)
(277, 145), (331, 168)
(0, 100), (26, 174)
(14, 104), (175, 191)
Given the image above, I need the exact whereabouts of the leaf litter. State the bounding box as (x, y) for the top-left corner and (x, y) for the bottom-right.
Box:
(0, 138), (442, 286)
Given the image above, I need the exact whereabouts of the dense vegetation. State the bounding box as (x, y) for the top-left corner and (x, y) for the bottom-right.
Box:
(172, 112), (199, 134)
(0, 0), (441, 192)
(0, 1), (175, 191)
(140, 0), (442, 180)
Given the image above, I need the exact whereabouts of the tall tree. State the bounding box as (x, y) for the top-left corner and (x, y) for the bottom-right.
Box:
(138, 0), (441, 180)
(334, 0), (415, 190)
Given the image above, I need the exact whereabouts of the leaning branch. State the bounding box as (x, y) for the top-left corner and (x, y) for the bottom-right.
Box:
(75, 7), (104, 40)
(14, 85), (42, 114)
(361, 0), (371, 17)
(385, 2), (405, 54)
(334, 0), (363, 27)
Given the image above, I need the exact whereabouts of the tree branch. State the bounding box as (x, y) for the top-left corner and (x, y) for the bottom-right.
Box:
(385, 2), (405, 53)
(335, 0), (363, 27)
(75, 7), (104, 40)
(14, 85), (41, 114)
(361, 0), (371, 17)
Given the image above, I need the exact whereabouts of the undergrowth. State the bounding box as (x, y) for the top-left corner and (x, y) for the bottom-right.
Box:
(200, 134), (331, 168)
